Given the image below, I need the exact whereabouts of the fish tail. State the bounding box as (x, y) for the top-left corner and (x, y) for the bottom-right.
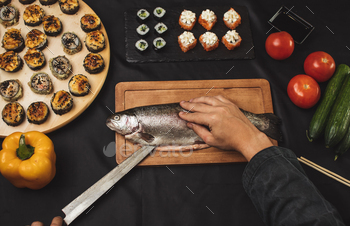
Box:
(258, 113), (283, 142)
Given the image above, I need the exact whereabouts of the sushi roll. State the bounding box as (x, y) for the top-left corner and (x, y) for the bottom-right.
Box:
(59, 0), (79, 15)
(179, 10), (196, 31)
(68, 74), (90, 96)
(28, 72), (53, 95)
(25, 29), (48, 50)
(135, 39), (148, 52)
(61, 32), (82, 55)
(222, 30), (242, 50)
(19, 0), (35, 5)
(83, 53), (104, 74)
(154, 22), (167, 35)
(50, 90), (73, 115)
(0, 0), (11, 7)
(0, 5), (19, 28)
(24, 48), (46, 71)
(0, 51), (23, 72)
(80, 14), (101, 32)
(23, 4), (45, 27)
(2, 102), (25, 126)
(137, 9), (149, 22)
(136, 24), (149, 37)
(49, 55), (72, 80)
(42, 15), (63, 37)
(153, 37), (166, 51)
(39, 0), (58, 6)
(223, 8), (241, 30)
(0, 79), (23, 101)
(27, 101), (50, 124)
(198, 9), (217, 30)
(1, 28), (25, 52)
(199, 31), (219, 51)
(153, 7), (166, 20)
(85, 30), (105, 53)
(178, 31), (197, 53)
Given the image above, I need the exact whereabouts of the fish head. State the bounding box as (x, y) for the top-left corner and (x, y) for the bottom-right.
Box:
(106, 112), (139, 135)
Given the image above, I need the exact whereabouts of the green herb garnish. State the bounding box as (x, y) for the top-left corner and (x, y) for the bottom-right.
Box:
(156, 9), (162, 15)
(156, 40), (163, 47)
(158, 26), (166, 32)
(139, 42), (146, 49)
(140, 25), (147, 32)
(139, 10), (147, 18)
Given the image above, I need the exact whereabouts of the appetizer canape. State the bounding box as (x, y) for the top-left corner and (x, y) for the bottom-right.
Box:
(2, 102), (25, 126)
(222, 30), (242, 50)
(179, 10), (196, 30)
(1, 28), (25, 52)
(27, 101), (50, 124)
(199, 31), (219, 51)
(223, 8), (241, 30)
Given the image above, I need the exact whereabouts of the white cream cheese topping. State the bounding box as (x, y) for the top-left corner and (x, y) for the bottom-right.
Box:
(181, 10), (196, 24)
(201, 9), (216, 22)
(224, 9), (239, 23)
(225, 30), (239, 43)
(202, 32), (218, 45)
(179, 31), (195, 45)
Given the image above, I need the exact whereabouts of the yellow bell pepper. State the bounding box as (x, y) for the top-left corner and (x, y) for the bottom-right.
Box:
(0, 131), (56, 190)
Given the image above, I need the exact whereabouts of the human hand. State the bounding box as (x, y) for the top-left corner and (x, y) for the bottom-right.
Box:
(179, 95), (273, 161)
(30, 216), (63, 226)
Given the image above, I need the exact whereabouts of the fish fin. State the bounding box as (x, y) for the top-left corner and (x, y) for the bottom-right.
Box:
(258, 113), (283, 142)
(140, 133), (155, 143)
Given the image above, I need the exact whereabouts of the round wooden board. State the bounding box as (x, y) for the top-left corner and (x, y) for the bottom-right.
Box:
(0, 0), (110, 137)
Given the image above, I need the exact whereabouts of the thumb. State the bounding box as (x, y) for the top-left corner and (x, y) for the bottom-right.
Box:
(50, 216), (63, 226)
(188, 123), (213, 144)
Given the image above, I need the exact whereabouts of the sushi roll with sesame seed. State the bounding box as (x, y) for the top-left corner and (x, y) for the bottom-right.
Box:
(50, 90), (73, 115)
(2, 102), (25, 126)
(83, 53), (104, 74)
(59, 0), (79, 15)
(68, 74), (90, 96)
(24, 48), (46, 71)
(0, 51), (23, 72)
(85, 30), (105, 53)
(198, 9), (217, 30)
(1, 28), (25, 52)
(0, 5), (19, 28)
(61, 32), (82, 55)
(27, 101), (50, 124)
(80, 14), (101, 32)
(179, 10), (196, 31)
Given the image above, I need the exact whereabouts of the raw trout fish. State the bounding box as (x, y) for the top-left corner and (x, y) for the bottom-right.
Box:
(106, 103), (282, 151)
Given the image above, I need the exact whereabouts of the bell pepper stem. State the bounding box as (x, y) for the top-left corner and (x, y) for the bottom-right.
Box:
(16, 134), (35, 160)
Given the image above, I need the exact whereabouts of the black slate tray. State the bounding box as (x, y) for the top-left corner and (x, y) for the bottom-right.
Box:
(125, 6), (255, 63)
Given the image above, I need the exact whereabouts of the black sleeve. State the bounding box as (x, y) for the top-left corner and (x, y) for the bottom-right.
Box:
(242, 146), (345, 226)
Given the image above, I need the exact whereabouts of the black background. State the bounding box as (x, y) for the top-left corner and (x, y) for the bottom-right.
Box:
(1, 0), (350, 225)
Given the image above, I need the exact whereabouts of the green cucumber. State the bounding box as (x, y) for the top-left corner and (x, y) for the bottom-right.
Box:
(325, 75), (350, 148)
(334, 125), (350, 161)
(307, 64), (350, 141)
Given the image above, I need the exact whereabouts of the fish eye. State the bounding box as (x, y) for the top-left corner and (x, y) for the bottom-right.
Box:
(114, 115), (120, 121)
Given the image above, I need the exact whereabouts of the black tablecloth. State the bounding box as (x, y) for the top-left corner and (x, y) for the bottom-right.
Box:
(1, 0), (350, 225)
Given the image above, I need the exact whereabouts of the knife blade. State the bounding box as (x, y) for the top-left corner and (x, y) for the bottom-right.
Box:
(62, 145), (156, 225)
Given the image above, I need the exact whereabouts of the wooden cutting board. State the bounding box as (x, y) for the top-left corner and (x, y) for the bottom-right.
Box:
(0, 0), (110, 137)
(114, 79), (278, 166)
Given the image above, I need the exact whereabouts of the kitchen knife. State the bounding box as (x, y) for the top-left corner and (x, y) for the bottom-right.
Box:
(62, 145), (156, 225)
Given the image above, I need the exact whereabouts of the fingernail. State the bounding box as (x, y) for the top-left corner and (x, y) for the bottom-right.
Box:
(189, 99), (193, 102)
(180, 100), (185, 104)
(187, 123), (193, 128)
(179, 112), (184, 116)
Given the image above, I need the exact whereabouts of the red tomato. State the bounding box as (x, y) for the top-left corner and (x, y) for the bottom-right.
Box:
(287, 74), (321, 109)
(265, 31), (294, 60)
(304, 51), (336, 82)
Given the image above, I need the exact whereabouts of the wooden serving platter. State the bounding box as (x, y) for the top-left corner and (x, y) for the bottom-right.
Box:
(114, 79), (278, 166)
(0, 0), (110, 137)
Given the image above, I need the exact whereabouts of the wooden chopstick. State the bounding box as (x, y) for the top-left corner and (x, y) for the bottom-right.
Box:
(298, 156), (350, 188)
